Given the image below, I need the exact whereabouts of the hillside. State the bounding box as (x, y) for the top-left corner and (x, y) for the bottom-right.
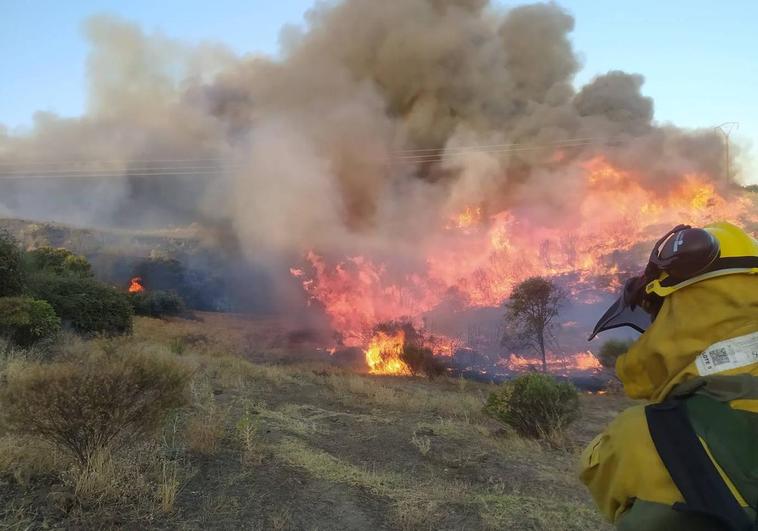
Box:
(0, 313), (627, 530)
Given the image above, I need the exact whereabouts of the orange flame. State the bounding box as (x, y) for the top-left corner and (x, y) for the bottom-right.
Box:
(128, 277), (145, 294)
(499, 351), (602, 374)
(447, 206), (483, 231)
(293, 157), (758, 361)
(365, 330), (411, 375)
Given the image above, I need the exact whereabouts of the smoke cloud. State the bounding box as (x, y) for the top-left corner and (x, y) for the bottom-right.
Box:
(0, 0), (734, 261)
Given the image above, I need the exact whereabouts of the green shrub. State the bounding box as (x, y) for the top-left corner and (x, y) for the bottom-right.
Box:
(25, 246), (93, 278)
(27, 275), (133, 336)
(0, 231), (24, 297)
(0, 351), (190, 465)
(0, 297), (61, 347)
(129, 290), (185, 318)
(597, 339), (632, 369)
(485, 373), (579, 438)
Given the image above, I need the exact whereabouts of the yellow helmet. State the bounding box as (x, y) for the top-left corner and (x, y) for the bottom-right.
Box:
(589, 221), (758, 340)
(645, 221), (758, 297)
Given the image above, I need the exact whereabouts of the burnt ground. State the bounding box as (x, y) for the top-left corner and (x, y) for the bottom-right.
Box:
(0, 313), (634, 530)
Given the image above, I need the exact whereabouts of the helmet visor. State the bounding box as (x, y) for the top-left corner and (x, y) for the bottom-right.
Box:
(588, 292), (651, 340)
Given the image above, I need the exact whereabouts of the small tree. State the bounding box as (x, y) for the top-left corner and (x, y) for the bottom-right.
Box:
(502, 277), (566, 372)
(0, 231), (24, 297)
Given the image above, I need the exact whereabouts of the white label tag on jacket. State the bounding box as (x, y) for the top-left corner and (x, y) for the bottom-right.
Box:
(695, 331), (758, 376)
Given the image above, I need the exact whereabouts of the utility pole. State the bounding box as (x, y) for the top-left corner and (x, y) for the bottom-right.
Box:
(715, 122), (738, 184)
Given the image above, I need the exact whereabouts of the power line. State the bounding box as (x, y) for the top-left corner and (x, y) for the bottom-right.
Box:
(0, 165), (244, 178)
(0, 156), (233, 167)
(0, 135), (618, 180)
(394, 137), (602, 155)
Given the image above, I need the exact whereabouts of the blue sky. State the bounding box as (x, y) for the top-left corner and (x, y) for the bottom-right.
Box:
(1, 0), (756, 180)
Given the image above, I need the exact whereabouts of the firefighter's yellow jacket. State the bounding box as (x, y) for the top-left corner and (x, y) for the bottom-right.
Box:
(579, 273), (758, 529)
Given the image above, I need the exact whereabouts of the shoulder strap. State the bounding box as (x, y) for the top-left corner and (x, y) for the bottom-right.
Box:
(645, 399), (754, 531)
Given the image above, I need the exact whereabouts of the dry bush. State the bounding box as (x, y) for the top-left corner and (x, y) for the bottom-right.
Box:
(0, 351), (190, 465)
(0, 435), (62, 487)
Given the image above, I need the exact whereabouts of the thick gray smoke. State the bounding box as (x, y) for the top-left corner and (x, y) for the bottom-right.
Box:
(0, 0), (733, 258)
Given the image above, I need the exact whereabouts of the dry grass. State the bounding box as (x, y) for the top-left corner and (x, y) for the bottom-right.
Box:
(410, 432), (432, 456)
(0, 435), (62, 487)
(274, 437), (402, 495)
(323, 371), (488, 422)
(184, 400), (227, 455)
(0, 347), (189, 465)
(268, 507), (295, 531)
(271, 435), (601, 529)
(159, 460), (180, 513)
(0, 314), (617, 530)
(235, 404), (261, 465)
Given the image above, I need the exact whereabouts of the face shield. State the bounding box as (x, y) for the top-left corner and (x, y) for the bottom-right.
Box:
(588, 277), (654, 341)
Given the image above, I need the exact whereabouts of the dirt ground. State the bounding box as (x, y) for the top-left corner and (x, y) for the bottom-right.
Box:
(0, 313), (634, 530)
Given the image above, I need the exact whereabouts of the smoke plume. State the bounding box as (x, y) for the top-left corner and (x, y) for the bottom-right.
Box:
(0, 1), (735, 264)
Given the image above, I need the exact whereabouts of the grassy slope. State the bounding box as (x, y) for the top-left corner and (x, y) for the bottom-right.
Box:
(0, 314), (632, 530)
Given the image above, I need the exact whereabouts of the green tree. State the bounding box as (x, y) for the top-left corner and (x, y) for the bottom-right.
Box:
(502, 277), (566, 372)
(0, 297), (61, 347)
(26, 247), (93, 277)
(27, 275), (133, 336)
(0, 231), (24, 297)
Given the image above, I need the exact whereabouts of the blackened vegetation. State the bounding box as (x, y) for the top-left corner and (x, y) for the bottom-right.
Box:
(130, 256), (224, 312)
(129, 290), (185, 318)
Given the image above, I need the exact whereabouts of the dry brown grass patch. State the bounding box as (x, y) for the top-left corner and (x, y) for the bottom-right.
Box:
(184, 389), (227, 455)
(0, 350), (190, 466)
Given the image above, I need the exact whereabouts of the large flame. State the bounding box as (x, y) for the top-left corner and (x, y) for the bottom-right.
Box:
(365, 329), (411, 375)
(499, 351), (602, 374)
(293, 157), (757, 372)
(128, 277), (145, 294)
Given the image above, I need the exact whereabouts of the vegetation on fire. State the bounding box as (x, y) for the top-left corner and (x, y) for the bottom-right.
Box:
(369, 321), (447, 377)
(0, 312), (624, 529)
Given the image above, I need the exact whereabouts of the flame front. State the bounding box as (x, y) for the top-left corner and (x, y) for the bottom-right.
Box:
(365, 330), (411, 375)
(128, 277), (145, 294)
(293, 157), (757, 367)
(500, 351), (602, 374)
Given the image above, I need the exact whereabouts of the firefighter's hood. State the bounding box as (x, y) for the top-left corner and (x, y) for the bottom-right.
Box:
(616, 273), (758, 401)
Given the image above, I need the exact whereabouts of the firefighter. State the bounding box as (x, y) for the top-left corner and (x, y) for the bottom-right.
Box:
(581, 221), (758, 530)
